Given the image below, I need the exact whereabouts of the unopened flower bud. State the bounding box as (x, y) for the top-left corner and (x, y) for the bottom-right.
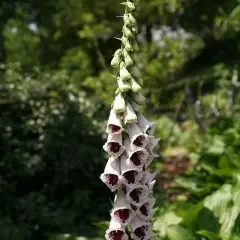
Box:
(128, 13), (137, 24)
(133, 92), (146, 105)
(121, 2), (136, 12)
(123, 26), (133, 38)
(124, 102), (137, 124)
(113, 93), (125, 113)
(130, 78), (142, 92)
(118, 78), (131, 92)
(120, 65), (131, 81)
(122, 36), (133, 52)
(123, 49), (134, 67)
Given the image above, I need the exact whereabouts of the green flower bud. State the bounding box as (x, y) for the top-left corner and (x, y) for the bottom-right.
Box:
(130, 77), (142, 92)
(113, 93), (125, 113)
(121, 36), (133, 52)
(121, 2), (135, 12)
(128, 14), (137, 25)
(111, 56), (121, 67)
(123, 14), (131, 25)
(114, 49), (122, 57)
(131, 25), (138, 34)
(123, 49), (133, 67)
(120, 64), (131, 81)
(123, 26), (133, 38)
(132, 39), (139, 52)
(133, 92), (146, 104)
(118, 78), (131, 92)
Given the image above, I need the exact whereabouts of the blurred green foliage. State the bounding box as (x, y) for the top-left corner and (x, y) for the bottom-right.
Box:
(0, 0), (240, 240)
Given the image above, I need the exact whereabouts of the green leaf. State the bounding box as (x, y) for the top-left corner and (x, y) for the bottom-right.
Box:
(154, 212), (182, 237)
(166, 225), (197, 240)
(197, 230), (221, 240)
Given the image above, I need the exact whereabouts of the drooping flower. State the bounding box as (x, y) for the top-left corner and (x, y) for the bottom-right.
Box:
(137, 114), (157, 136)
(106, 109), (124, 135)
(111, 190), (136, 225)
(105, 218), (128, 240)
(103, 134), (125, 158)
(130, 216), (152, 240)
(100, 158), (121, 192)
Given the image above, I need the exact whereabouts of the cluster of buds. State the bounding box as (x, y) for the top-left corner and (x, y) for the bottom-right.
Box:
(100, 1), (159, 240)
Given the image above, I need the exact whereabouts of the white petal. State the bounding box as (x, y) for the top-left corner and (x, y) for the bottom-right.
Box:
(120, 66), (131, 81)
(136, 199), (157, 221)
(126, 185), (150, 206)
(113, 93), (125, 113)
(148, 180), (156, 191)
(128, 123), (149, 149)
(103, 134), (125, 158)
(124, 103), (137, 124)
(106, 109), (123, 135)
(141, 171), (156, 185)
(137, 114), (157, 136)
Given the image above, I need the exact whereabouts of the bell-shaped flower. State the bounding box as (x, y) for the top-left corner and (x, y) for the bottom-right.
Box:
(125, 139), (149, 170)
(113, 93), (125, 114)
(118, 78), (131, 92)
(126, 184), (149, 206)
(130, 78), (142, 92)
(146, 138), (160, 154)
(106, 109), (123, 135)
(124, 102), (137, 124)
(137, 114), (157, 136)
(136, 198), (157, 221)
(111, 190), (136, 226)
(128, 123), (149, 149)
(120, 153), (143, 187)
(100, 158), (121, 192)
(105, 218), (128, 240)
(103, 134), (125, 158)
(130, 217), (152, 240)
(133, 92), (146, 105)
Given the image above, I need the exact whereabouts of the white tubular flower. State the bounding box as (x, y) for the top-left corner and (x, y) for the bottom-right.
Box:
(137, 114), (157, 136)
(120, 153), (143, 187)
(125, 139), (149, 170)
(136, 198), (157, 221)
(111, 190), (136, 226)
(100, 158), (121, 192)
(126, 184), (149, 206)
(118, 78), (131, 92)
(133, 92), (146, 105)
(105, 218), (128, 240)
(128, 123), (149, 149)
(130, 78), (142, 92)
(103, 134), (125, 158)
(124, 102), (137, 124)
(106, 109), (123, 135)
(146, 138), (160, 154)
(113, 93), (125, 114)
(130, 216), (152, 240)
